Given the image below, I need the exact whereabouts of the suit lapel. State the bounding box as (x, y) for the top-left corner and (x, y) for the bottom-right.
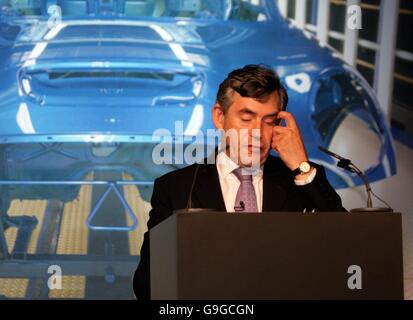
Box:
(262, 159), (292, 212)
(192, 163), (226, 211)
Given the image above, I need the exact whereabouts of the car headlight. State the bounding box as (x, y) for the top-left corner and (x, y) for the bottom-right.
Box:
(311, 69), (388, 173)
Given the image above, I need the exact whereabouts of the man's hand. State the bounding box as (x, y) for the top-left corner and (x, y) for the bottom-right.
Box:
(271, 111), (309, 171)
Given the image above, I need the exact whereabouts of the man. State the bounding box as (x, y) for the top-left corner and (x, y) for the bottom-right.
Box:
(133, 64), (346, 299)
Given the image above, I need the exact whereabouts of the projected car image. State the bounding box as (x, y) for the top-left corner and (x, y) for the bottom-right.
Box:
(0, 0), (396, 299)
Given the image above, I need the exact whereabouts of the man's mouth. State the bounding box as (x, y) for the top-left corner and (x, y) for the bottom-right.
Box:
(247, 145), (263, 151)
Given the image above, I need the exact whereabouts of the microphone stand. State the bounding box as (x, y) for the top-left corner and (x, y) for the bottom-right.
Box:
(174, 163), (214, 214)
(318, 146), (393, 213)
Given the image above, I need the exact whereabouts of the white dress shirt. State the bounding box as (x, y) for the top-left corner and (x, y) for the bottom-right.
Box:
(215, 151), (317, 212)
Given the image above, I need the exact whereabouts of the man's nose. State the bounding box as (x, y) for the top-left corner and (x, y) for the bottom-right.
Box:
(252, 119), (266, 136)
(249, 128), (261, 145)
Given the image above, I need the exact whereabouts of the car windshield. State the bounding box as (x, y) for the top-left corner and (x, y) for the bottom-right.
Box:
(0, 0), (269, 21)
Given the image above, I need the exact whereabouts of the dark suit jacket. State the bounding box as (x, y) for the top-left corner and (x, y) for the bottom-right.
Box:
(133, 155), (346, 299)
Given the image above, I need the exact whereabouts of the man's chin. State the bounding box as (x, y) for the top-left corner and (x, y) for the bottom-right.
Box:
(239, 150), (269, 168)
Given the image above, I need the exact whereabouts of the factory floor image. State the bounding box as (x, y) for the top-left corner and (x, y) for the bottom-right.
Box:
(0, 172), (150, 300)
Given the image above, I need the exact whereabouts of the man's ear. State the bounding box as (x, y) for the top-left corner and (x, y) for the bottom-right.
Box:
(212, 103), (225, 130)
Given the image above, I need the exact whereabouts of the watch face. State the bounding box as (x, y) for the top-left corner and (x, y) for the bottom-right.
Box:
(299, 162), (311, 173)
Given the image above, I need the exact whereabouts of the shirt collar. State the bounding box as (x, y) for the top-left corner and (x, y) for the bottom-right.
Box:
(216, 151), (263, 179)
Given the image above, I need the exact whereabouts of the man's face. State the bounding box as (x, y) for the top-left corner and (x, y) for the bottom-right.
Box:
(212, 91), (281, 167)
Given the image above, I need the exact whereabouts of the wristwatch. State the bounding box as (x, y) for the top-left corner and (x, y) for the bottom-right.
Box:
(292, 161), (312, 176)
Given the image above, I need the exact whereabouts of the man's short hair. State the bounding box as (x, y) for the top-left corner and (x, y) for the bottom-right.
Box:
(216, 64), (288, 113)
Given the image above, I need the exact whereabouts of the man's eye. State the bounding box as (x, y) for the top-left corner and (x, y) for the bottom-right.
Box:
(264, 118), (276, 126)
(241, 117), (252, 122)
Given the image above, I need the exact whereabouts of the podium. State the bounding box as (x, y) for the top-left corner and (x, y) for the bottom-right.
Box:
(150, 212), (404, 299)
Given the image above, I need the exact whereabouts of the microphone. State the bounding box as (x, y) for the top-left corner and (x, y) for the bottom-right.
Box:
(174, 162), (212, 214)
(318, 146), (393, 213)
(175, 149), (220, 214)
(186, 163), (201, 211)
(234, 201), (245, 212)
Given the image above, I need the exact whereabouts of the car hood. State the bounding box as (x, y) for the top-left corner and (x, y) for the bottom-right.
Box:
(0, 19), (339, 137)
